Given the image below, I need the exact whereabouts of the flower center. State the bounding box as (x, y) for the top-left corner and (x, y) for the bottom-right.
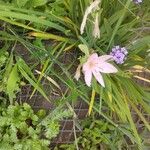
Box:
(89, 61), (95, 68)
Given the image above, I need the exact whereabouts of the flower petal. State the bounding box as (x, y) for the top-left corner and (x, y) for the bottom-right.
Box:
(82, 62), (90, 72)
(74, 64), (82, 81)
(99, 62), (118, 73)
(83, 53), (99, 72)
(84, 70), (92, 87)
(93, 71), (105, 87)
(99, 55), (113, 62)
(88, 53), (99, 61)
(80, 0), (101, 34)
(93, 13), (100, 38)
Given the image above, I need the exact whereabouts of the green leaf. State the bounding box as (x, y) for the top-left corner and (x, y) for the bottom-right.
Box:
(16, 0), (29, 7)
(28, 0), (47, 7)
(29, 32), (71, 43)
(78, 44), (89, 56)
(37, 109), (46, 118)
(19, 66), (49, 102)
(0, 5), (66, 33)
(6, 64), (20, 104)
(106, 0), (131, 50)
(35, 70), (61, 90)
(17, 58), (36, 81)
(3, 54), (14, 81)
(79, 56), (88, 64)
(17, 58), (49, 102)
(103, 18), (112, 37)
(129, 36), (150, 54)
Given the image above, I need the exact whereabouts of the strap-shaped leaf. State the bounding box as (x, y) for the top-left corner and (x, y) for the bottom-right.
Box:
(6, 64), (20, 104)
(17, 58), (49, 102)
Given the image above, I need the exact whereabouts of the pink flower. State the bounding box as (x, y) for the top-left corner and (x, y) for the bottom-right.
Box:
(82, 53), (118, 87)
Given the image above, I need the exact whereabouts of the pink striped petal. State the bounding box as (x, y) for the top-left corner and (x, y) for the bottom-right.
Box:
(99, 55), (113, 62)
(93, 71), (105, 87)
(88, 53), (99, 61)
(100, 62), (118, 73)
(84, 70), (92, 87)
(83, 53), (99, 72)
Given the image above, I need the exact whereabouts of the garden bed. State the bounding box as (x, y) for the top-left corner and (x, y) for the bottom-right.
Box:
(0, 0), (150, 149)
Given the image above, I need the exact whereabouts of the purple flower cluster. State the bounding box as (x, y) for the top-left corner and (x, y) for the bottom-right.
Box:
(133, 0), (142, 4)
(110, 46), (128, 64)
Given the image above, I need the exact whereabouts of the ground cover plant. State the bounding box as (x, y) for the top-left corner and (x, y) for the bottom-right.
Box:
(0, 102), (71, 150)
(0, 0), (150, 149)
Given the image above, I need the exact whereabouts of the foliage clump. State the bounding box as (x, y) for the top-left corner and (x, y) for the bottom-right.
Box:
(0, 102), (72, 150)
